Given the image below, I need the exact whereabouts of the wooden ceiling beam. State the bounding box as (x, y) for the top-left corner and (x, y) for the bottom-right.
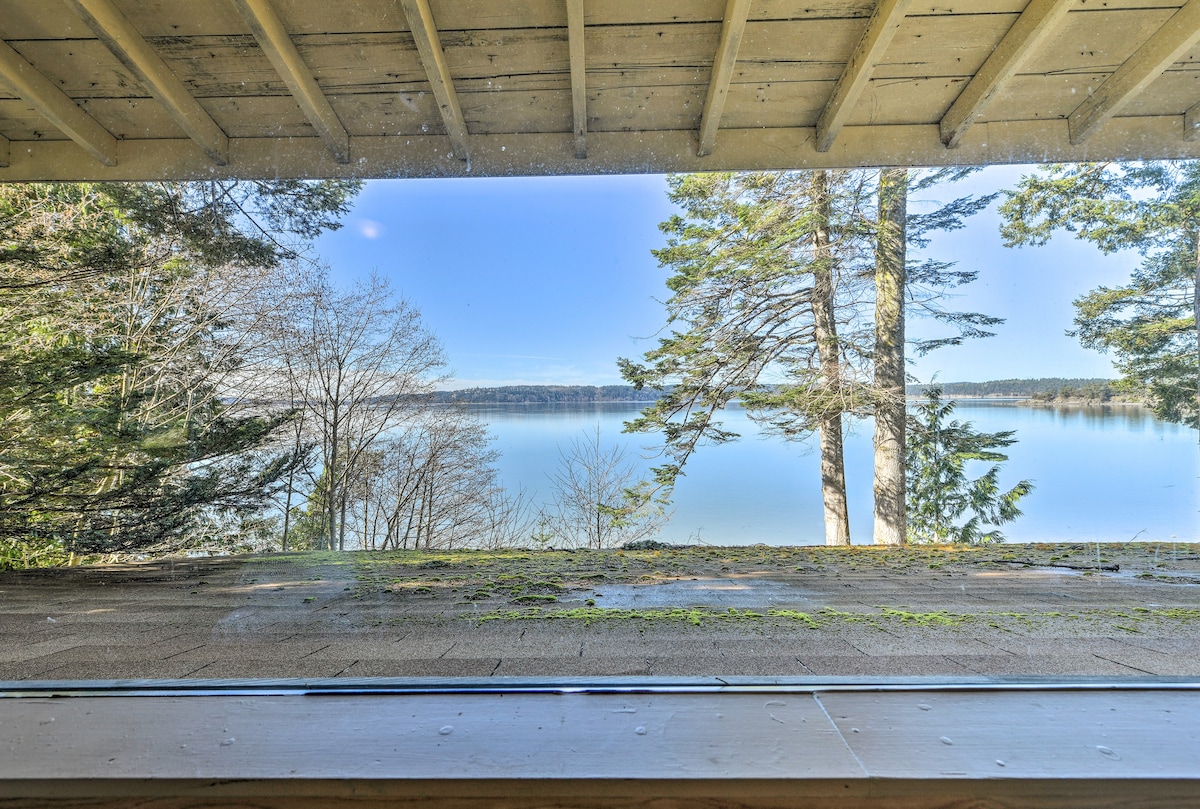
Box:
(814, 0), (913, 153)
(230, 0), (350, 163)
(1068, 0), (1200, 145)
(1186, 100), (1200, 142)
(9, 117), (1200, 182)
(398, 0), (470, 161)
(63, 0), (229, 164)
(0, 39), (117, 166)
(566, 0), (587, 159)
(697, 0), (752, 158)
(940, 0), (1072, 149)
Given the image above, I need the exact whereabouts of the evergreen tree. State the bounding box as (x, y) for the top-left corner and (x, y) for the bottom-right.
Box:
(1000, 161), (1200, 430)
(0, 179), (360, 558)
(620, 171), (876, 545)
(622, 170), (997, 546)
(905, 388), (1033, 545)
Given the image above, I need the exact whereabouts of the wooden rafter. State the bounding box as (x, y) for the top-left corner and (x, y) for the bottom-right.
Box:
(940, 0), (1072, 149)
(1068, 0), (1200, 145)
(814, 0), (913, 153)
(1186, 101), (1200, 142)
(399, 0), (470, 161)
(566, 0), (587, 159)
(230, 0), (350, 163)
(697, 0), (752, 158)
(64, 0), (229, 165)
(0, 39), (117, 166)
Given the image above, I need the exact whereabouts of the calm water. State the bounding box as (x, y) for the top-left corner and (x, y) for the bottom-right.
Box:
(473, 400), (1199, 546)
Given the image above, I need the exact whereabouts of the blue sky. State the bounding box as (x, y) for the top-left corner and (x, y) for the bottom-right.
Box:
(312, 166), (1140, 389)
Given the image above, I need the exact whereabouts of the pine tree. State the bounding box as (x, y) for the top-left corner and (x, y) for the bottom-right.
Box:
(1000, 161), (1200, 431)
(620, 171), (876, 545)
(0, 179), (360, 557)
(905, 388), (1033, 545)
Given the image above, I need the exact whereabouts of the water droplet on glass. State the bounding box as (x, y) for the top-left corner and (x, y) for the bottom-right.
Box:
(918, 704), (932, 711)
(634, 726), (647, 736)
(439, 725), (454, 736)
(1097, 745), (1120, 760)
(220, 738), (236, 746)
(939, 736), (954, 746)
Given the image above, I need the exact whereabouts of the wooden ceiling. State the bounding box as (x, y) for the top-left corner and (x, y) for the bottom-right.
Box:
(1, 0), (1200, 180)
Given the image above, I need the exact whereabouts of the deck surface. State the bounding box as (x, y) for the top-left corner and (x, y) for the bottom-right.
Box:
(3, 544), (1199, 682)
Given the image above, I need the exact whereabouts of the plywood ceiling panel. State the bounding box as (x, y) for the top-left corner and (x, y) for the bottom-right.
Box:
(0, 0), (1199, 179)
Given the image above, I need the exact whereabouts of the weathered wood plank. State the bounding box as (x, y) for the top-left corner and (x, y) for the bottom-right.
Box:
(231, 0), (351, 162)
(815, 0), (914, 152)
(7, 62), (1195, 146)
(940, 0), (1073, 148)
(724, 75), (964, 129)
(0, 99), (73, 140)
(1068, 0), (1200, 143)
(566, 0), (587, 157)
(1, 10), (1185, 102)
(697, 0), (752, 157)
(0, 38), (117, 165)
(0, 129), (9, 166)
(64, 0), (229, 164)
(820, 690), (1200, 779)
(1022, 6), (1178, 76)
(1, 689), (1199, 809)
(7, 116), (1200, 182)
(400, 0), (472, 159)
(7, 0), (1194, 39)
(0, 693), (860, 779)
(460, 87), (571, 134)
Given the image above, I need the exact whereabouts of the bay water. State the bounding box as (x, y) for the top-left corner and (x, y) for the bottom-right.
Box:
(473, 400), (1199, 546)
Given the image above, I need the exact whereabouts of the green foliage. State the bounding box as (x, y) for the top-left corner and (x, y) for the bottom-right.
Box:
(620, 171), (877, 493)
(0, 180), (360, 559)
(999, 161), (1199, 429)
(905, 388), (1033, 544)
(433, 385), (663, 404)
(906, 377), (1120, 398)
(622, 170), (1001, 511)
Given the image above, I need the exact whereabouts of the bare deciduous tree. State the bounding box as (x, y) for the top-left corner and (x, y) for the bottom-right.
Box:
(547, 426), (668, 549)
(278, 271), (447, 550)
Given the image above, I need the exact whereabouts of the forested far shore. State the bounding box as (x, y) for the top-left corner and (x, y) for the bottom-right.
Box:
(433, 381), (1130, 405)
(432, 385), (664, 404)
(906, 378), (1132, 402)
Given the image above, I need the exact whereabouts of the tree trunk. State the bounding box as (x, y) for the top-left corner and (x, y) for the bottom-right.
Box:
(873, 168), (908, 546)
(811, 170), (852, 546)
(326, 417), (339, 552)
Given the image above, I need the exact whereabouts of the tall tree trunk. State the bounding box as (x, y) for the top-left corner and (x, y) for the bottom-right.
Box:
(327, 409), (339, 551)
(873, 168), (908, 546)
(811, 171), (852, 546)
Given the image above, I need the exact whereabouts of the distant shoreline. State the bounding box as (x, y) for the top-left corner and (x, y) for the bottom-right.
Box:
(432, 380), (1135, 406)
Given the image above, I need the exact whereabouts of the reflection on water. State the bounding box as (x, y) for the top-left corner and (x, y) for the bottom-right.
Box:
(476, 400), (1198, 546)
